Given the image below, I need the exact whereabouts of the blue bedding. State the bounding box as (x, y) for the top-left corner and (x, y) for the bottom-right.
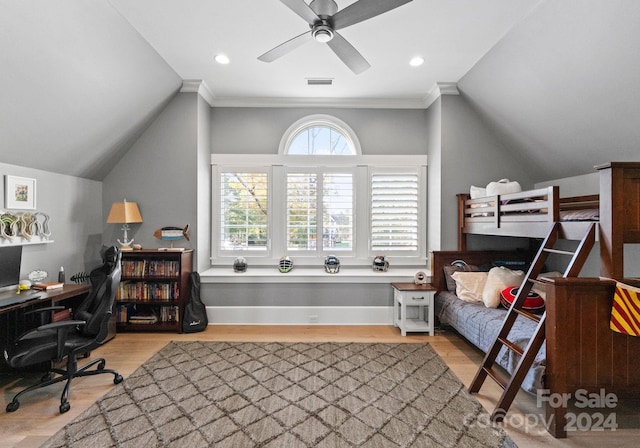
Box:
(435, 290), (545, 395)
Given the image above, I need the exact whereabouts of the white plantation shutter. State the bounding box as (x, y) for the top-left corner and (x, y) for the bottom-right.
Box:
(287, 173), (317, 250)
(220, 172), (268, 251)
(287, 172), (354, 252)
(371, 173), (419, 251)
(322, 173), (353, 250)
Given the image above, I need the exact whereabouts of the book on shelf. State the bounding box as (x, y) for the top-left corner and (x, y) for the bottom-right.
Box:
(33, 282), (64, 291)
(129, 314), (159, 325)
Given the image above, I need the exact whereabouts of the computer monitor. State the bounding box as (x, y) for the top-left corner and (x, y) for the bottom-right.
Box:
(0, 245), (22, 292)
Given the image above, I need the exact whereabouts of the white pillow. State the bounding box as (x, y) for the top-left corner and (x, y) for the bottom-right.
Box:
(452, 271), (488, 303)
(482, 267), (525, 308)
(485, 179), (522, 196)
(470, 185), (487, 199)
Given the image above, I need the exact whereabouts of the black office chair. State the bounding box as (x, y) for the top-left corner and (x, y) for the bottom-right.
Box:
(4, 246), (124, 413)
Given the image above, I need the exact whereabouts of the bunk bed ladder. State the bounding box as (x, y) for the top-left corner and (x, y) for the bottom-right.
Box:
(468, 221), (596, 422)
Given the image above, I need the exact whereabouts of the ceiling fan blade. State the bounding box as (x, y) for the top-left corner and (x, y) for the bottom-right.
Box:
(332, 0), (413, 30)
(326, 31), (371, 74)
(258, 30), (312, 62)
(281, 0), (320, 25)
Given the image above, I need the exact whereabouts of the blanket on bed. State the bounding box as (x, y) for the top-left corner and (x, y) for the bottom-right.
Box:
(435, 291), (545, 395)
(610, 281), (640, 336)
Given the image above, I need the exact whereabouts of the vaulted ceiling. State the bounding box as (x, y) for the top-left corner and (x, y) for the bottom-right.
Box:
(1, 1), (638, 181)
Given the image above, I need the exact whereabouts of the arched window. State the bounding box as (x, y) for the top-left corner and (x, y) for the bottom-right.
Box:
(279, 115), (361, 155)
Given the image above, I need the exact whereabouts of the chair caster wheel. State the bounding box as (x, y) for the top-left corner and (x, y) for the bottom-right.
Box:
(97, 360), (105, 370)
(41, 372), (53, 382)
(60, 402), (71, 413)
(114, 374), (123, 384)
(6, 401), (19, 413)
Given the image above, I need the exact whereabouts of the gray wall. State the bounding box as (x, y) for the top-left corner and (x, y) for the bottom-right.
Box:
(0, 162), (103, 282)
(439, 95), (537, 251)
(102, 92), (198, 258)
(211, 107), (430, 155)
(210, 283), (394, 307)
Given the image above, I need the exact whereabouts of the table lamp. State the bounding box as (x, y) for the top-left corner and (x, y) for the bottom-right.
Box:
(107, 199), (143, 250)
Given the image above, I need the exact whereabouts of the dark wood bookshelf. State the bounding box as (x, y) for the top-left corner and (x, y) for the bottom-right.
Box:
(115, 249), (193, 333)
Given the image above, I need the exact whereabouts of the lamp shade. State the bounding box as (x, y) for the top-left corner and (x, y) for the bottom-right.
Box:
(107, 200), (143, 224)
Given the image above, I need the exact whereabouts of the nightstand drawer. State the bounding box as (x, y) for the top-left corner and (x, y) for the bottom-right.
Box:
(399, 293), (430, 305)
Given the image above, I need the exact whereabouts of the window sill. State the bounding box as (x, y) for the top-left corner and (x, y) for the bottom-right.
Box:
(200, 267), (427, 284)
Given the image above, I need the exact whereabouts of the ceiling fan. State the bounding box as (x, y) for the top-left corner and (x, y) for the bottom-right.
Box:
(258, 0), (413, 75)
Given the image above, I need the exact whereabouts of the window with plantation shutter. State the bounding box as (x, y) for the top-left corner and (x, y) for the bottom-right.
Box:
(371, 173), (419, 252)
(286, 171), (353, 252)
(287, 173), (317, 250)
(322, 173), (353, 251)
(219, 171), (268, 251)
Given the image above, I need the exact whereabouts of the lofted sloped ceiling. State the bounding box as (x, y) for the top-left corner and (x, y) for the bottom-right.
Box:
(458, 0), (640, 181)
(1, 1), (638, 182)
(0, 0), (182, 180)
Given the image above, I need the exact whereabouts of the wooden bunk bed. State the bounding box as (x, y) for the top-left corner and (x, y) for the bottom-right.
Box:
(457, 186), (599, 250)
(440, 161), (640, 438)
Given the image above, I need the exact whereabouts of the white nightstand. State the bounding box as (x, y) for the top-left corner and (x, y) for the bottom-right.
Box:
(391, 283), (436, 336)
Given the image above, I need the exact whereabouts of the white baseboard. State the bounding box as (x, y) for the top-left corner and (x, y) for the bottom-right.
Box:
(206, 306), (394, 325)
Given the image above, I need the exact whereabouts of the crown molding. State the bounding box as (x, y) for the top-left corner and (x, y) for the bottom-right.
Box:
(180, 81), (458, 110)
(422, 82), (460, 109)
(437, 82), (460, 95)
(208, 96), (431, 109)
(181, 79), (215, 107)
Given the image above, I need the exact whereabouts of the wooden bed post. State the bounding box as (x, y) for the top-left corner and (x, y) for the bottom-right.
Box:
(457, 194), (469, 251)
(597, 162), (640, 279)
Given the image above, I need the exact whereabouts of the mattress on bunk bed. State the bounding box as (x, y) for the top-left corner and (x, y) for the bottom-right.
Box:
(435, 290), (545, 395)
(559, 208), (599, 221)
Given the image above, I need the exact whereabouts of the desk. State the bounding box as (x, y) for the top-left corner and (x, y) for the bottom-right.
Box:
(0, 284), (90, 372)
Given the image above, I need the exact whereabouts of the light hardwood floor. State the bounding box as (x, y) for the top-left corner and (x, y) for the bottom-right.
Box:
(1, 326), (637, 448)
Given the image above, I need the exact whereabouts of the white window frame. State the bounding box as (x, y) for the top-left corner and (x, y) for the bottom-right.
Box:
(211, 155), (427, 267)
(368, 166), (427, 259)
(212, 165), (272, 258)
(278, 114), (362, 155)
(283, 166), (356, 257)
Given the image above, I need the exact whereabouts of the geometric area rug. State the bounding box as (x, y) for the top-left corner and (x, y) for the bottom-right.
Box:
(41, 341), (516, 447)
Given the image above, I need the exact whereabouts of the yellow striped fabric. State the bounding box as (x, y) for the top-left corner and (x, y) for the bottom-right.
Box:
(610, 282), (640, 336)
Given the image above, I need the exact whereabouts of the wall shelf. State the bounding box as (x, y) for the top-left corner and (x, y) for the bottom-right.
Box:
(0, 238), (54, 247)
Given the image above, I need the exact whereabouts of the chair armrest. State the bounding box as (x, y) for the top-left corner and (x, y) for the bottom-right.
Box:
(36, 320), (87, 361)
(23, 306), (66, 316)
(35, 319), (86, 332)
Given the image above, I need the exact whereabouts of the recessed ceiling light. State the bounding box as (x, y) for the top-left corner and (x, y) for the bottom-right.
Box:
(215, 54), (230, 65)
(409, 56), (424, 67)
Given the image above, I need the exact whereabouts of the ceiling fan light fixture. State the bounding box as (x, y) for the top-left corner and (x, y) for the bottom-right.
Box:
(313, 25), (334, 43)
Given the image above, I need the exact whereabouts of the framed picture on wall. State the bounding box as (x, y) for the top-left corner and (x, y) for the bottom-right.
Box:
(4, 175), (37, 210)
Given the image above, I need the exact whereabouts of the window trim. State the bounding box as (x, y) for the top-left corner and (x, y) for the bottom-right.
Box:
(368, 166), (427, 258)
(278, 114), (362, 155)
(211, 154), (427, 267)
(284, 166), (356, 256)
(212, 165), (272, 258)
